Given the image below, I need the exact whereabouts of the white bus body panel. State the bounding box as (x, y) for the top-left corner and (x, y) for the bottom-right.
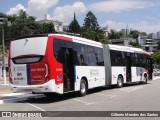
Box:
(111, 67), (126, 84)
(74, 66), (105, 91)
(11, 64), (28, 85)
(11, 37), (48, 58)
(131, 67), (146, 82)
(131, 67), (140, 82)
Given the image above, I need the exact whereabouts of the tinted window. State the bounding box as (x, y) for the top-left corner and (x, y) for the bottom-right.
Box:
(54, 39), (73, 63)
(73, 43), (88, 66)
(54, 40), (104, 66)
(86, 46), (97, 66)
(110, 50), (125, 66)
(54, 39), (62, 63)
(131, 53), (147, 67)
(131, 53), (138, 66)
(12, 56), (43, 64)
(95, 48), (104, 66)
(73, 43), (104, 66)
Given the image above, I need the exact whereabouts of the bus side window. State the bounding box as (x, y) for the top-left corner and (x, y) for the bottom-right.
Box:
(87, 46), (97, 66)
(54, 39), (62, 63)
(95, 48), (104, 66)
(110, 50), (124, 66)
(73, 43), (88, 66)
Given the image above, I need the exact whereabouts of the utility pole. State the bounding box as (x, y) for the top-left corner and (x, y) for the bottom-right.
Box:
(0, 18), (7, 85)
(124, 24), (129, 46)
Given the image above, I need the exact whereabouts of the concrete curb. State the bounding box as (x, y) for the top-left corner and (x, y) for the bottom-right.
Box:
(153, 76), (160, 80)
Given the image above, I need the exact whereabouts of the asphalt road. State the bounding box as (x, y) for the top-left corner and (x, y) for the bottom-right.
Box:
(1, 79), (160, 120)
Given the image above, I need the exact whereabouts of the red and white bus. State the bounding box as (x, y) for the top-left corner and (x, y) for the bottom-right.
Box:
(9, 34), (153, 96)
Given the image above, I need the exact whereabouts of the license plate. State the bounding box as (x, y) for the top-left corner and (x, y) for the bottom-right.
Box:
(24, 89), (32, 92)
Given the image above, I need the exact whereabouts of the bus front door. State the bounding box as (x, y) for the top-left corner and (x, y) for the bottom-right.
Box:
(126, 56), (131, 82)
(62, 48), (74, 92)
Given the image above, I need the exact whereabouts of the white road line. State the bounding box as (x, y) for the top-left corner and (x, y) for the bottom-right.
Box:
(73, 99), (94, 105)
(96, 93), (117, 98)
(119, 86), (143, 91)
(26, 102), (61, 117)
(126, 87), (143, 93)
(26, 102), (46, 111)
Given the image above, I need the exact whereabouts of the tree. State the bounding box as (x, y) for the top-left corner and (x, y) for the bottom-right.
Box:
(108, 30), (116, 39)
(68, 13), (80, 34)
(81, 26), (95, 40)
(0, 13), (11, 48)
(82, 11), (107, 43)
(19, 10), (27, 19)
(140, 32), (147, 36)
(41, 22), (55, 33)
(9, 11), (33, 39)
(108, 30), (124, 39)
(151, 50), (160, 69)
(0, 10), (55, 49)
(129, 30), (140, 39)
(83, 11), (99, 30)
(8, 14), (18, 24)
(151, 51), (160, 62)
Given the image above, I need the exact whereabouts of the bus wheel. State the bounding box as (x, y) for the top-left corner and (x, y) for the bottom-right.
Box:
(117, 76), (123, 88)
(79, 79), (87, 96)
(143, 75), (148, 84)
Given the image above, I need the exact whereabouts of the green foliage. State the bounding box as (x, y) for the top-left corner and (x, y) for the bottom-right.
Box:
(68, 13), (80, 34)
(151, 51), (160, 63)
(140, 32), (147, 36)
(83, 11), (99, 30)
(129, 42), (141, 48)
(129, 30), (139, 39)
(108, 30), (124, 39)
(41, 22), (55, 33)
(0, 10), (55, 49)
(82, 11), (108, 43)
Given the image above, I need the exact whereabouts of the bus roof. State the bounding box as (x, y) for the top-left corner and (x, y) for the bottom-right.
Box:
(49, 34), (103, 48)
(11, 33), (150, 55)
(108, 44), (149, 55)
(12, 34), (103, 48)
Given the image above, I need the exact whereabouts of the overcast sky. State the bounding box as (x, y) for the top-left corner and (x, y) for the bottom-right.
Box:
(0, 0), (160, 33)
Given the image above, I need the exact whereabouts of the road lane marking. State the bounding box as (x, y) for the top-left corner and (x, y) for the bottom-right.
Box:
(118, 86), (143, 92)
(26, 102), (62, 117)
(73, 99), (94, 105)
(96, 93), (117, 98)
(126, 86), (143, 93)
(26, 102), (46, 111)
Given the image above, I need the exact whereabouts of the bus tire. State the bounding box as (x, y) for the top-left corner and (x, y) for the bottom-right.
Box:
(117, 76), (123, 88)
(79, 79), (87, 96)
(143, 74), (148, 84)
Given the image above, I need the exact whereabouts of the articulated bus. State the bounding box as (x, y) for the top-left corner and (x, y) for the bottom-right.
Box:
(9, 34), (153, 96)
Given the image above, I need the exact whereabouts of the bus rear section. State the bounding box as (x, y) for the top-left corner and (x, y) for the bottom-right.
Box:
(9, 36), (57, 93)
